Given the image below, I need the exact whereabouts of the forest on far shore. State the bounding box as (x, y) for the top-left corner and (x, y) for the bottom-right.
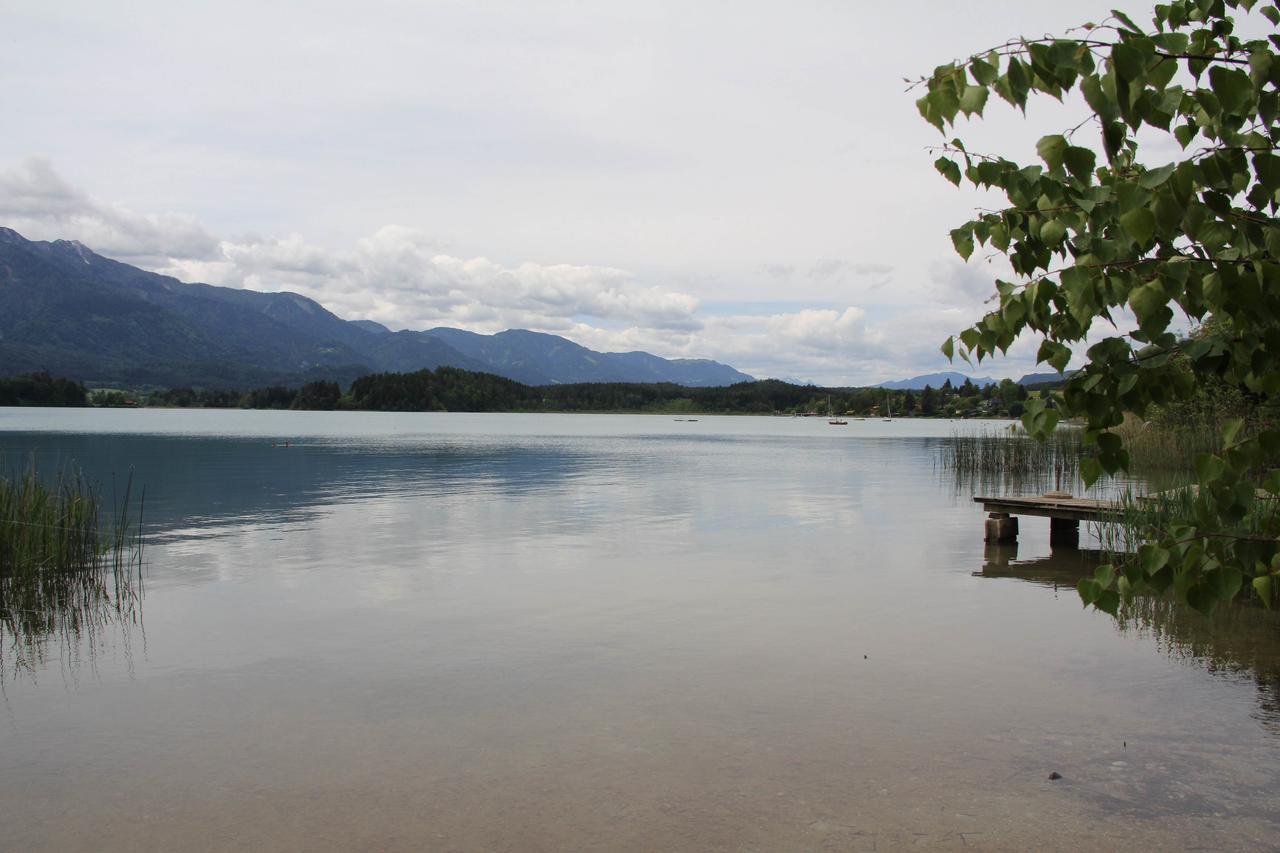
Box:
(0, 366), (1039, 418)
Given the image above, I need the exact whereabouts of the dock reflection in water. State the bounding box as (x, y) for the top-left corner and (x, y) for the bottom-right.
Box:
(978, 542), (1280, 734)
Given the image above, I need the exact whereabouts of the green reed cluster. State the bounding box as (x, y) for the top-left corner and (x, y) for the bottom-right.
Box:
(0, 460), (143, 674)
(938, 426), (1086, 495)
(1112, 417), (1228, 476)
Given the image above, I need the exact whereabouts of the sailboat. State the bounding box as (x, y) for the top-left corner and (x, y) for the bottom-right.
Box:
(882, 396), (893, 422)
(827, 395), (847, 425)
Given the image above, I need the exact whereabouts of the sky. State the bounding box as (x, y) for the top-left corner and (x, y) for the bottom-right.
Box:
(0, 0), (1168, 385)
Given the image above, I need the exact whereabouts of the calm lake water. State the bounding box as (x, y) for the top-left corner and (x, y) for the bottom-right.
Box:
(2, 408), (1279, 851)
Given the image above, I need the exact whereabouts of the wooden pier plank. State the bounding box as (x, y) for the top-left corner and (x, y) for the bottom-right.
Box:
(972, 495), (1122, 523)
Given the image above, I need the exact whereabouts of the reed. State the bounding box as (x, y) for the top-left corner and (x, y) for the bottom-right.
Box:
(938, 426), (1087, 495)
(0, 459), (143, 675)
(1111, 414), (1226, 476)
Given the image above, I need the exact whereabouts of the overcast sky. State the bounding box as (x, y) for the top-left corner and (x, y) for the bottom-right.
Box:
(1, 0), (1166, 384)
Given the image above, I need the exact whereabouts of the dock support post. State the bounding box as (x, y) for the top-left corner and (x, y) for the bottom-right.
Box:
(1049, 517), (1080, 548)
(985, 512), (1019, 543)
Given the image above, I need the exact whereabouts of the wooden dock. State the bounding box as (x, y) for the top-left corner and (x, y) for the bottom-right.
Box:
(973, 494), (1122, 545)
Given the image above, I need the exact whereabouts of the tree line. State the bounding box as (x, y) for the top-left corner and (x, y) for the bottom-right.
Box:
(137, 367), (1031, 417)
(0, 372), (88, 407)
(0, 366), (1038, 417)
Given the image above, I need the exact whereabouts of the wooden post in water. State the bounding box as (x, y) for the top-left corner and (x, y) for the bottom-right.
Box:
(985, 512), (1019, 543)
(974, 495), (1120, 547)
(1049, 517), (1080, 548)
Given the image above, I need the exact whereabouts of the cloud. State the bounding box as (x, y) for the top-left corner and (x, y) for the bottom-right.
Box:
(0, 157), (219, 264)
(161, 226), (705, 335)
(0, 160), (699, 335)
(807, 259), (893, 279)
(759, 263), (796, 280)
(927, 258), (1001, 308)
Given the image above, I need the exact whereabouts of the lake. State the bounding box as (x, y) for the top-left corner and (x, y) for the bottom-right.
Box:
(2, 408), (1278, 851)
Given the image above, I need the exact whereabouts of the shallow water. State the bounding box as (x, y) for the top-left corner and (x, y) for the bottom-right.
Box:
(2, 409), (1278, 851)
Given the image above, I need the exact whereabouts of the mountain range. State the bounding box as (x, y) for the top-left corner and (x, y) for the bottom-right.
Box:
(0, 228), (753, 388)
(877, 371), (998, 390)
(878, 370), (1074, 390)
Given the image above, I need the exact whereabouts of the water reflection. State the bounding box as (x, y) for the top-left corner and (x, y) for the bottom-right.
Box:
(977, 543), (1280, 733)
(0, 535), (143, 683)
(0, 432), (605, 538)
(3, 413), (1280, 847)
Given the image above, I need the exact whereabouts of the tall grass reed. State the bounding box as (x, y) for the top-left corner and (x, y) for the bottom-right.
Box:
(0, 458), (144, 677)
(937, 425), (1087, 496)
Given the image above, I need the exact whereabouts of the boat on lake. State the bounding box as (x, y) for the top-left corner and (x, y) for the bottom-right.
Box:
(826, 396), (847, 425)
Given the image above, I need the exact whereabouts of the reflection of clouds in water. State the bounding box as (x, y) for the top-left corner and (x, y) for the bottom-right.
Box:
(143, 432), (908, 608)
(978, 545), (1280, 737)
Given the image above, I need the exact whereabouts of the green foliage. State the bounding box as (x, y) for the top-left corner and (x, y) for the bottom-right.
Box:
(0, 372), (87, 407)
(292, 380), (341, 411)
(922, 0), (1280, 612)
(241, 385), (296, 410)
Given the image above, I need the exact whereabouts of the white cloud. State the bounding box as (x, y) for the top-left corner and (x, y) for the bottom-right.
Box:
(163, 227), (705, 335)
(0, 158), (219, 264)
(807, 259), (893, 280)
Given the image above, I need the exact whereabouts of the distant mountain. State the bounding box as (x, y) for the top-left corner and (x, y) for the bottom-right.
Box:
(878, 371), (997, 390)
(604, 351), (752, 387)
(417, 328), (753, 386)
(0, 228), (753, 388)
(350, 319), (391, 335)
(1017, 370), (1076, 387)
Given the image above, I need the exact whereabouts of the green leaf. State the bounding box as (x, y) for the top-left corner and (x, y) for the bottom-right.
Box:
(1129, 282), (1167, 327)
(1041, 218), (1068, 246)
(951, 227), (974, 260)
(1007, 57), (1030, 106)
(1120, 208), (1156, 244)
(1037, 339), (1072, 373)
(1138, 163), (1176, 188)
(1080, 456), (1104, 487)
(941, 336), (955, 361)
(970, 57), (997, 85)
(1187, 583), (1218, 617)
(1209, 66), (1254, 115)
(1094, 563), (1116, 589)
(1138, 544), (1170, 577)
(960, 85), (989, 116)
(1063, 146), (1096, 183)
(1255, 575), (1274, 608)
(1111, 42), (1145, 82)
(1110, 8), (1143, 34)
(1195, 453), (1227, 483)
(1036, 134), (1068, 171)
(935, 157), (962, 186)
(1081, 74), (1116, 120)
(1249, 50), (1273, 86)
(1222, 417), (1245, 446)
(1103, 121), (1127, 162)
